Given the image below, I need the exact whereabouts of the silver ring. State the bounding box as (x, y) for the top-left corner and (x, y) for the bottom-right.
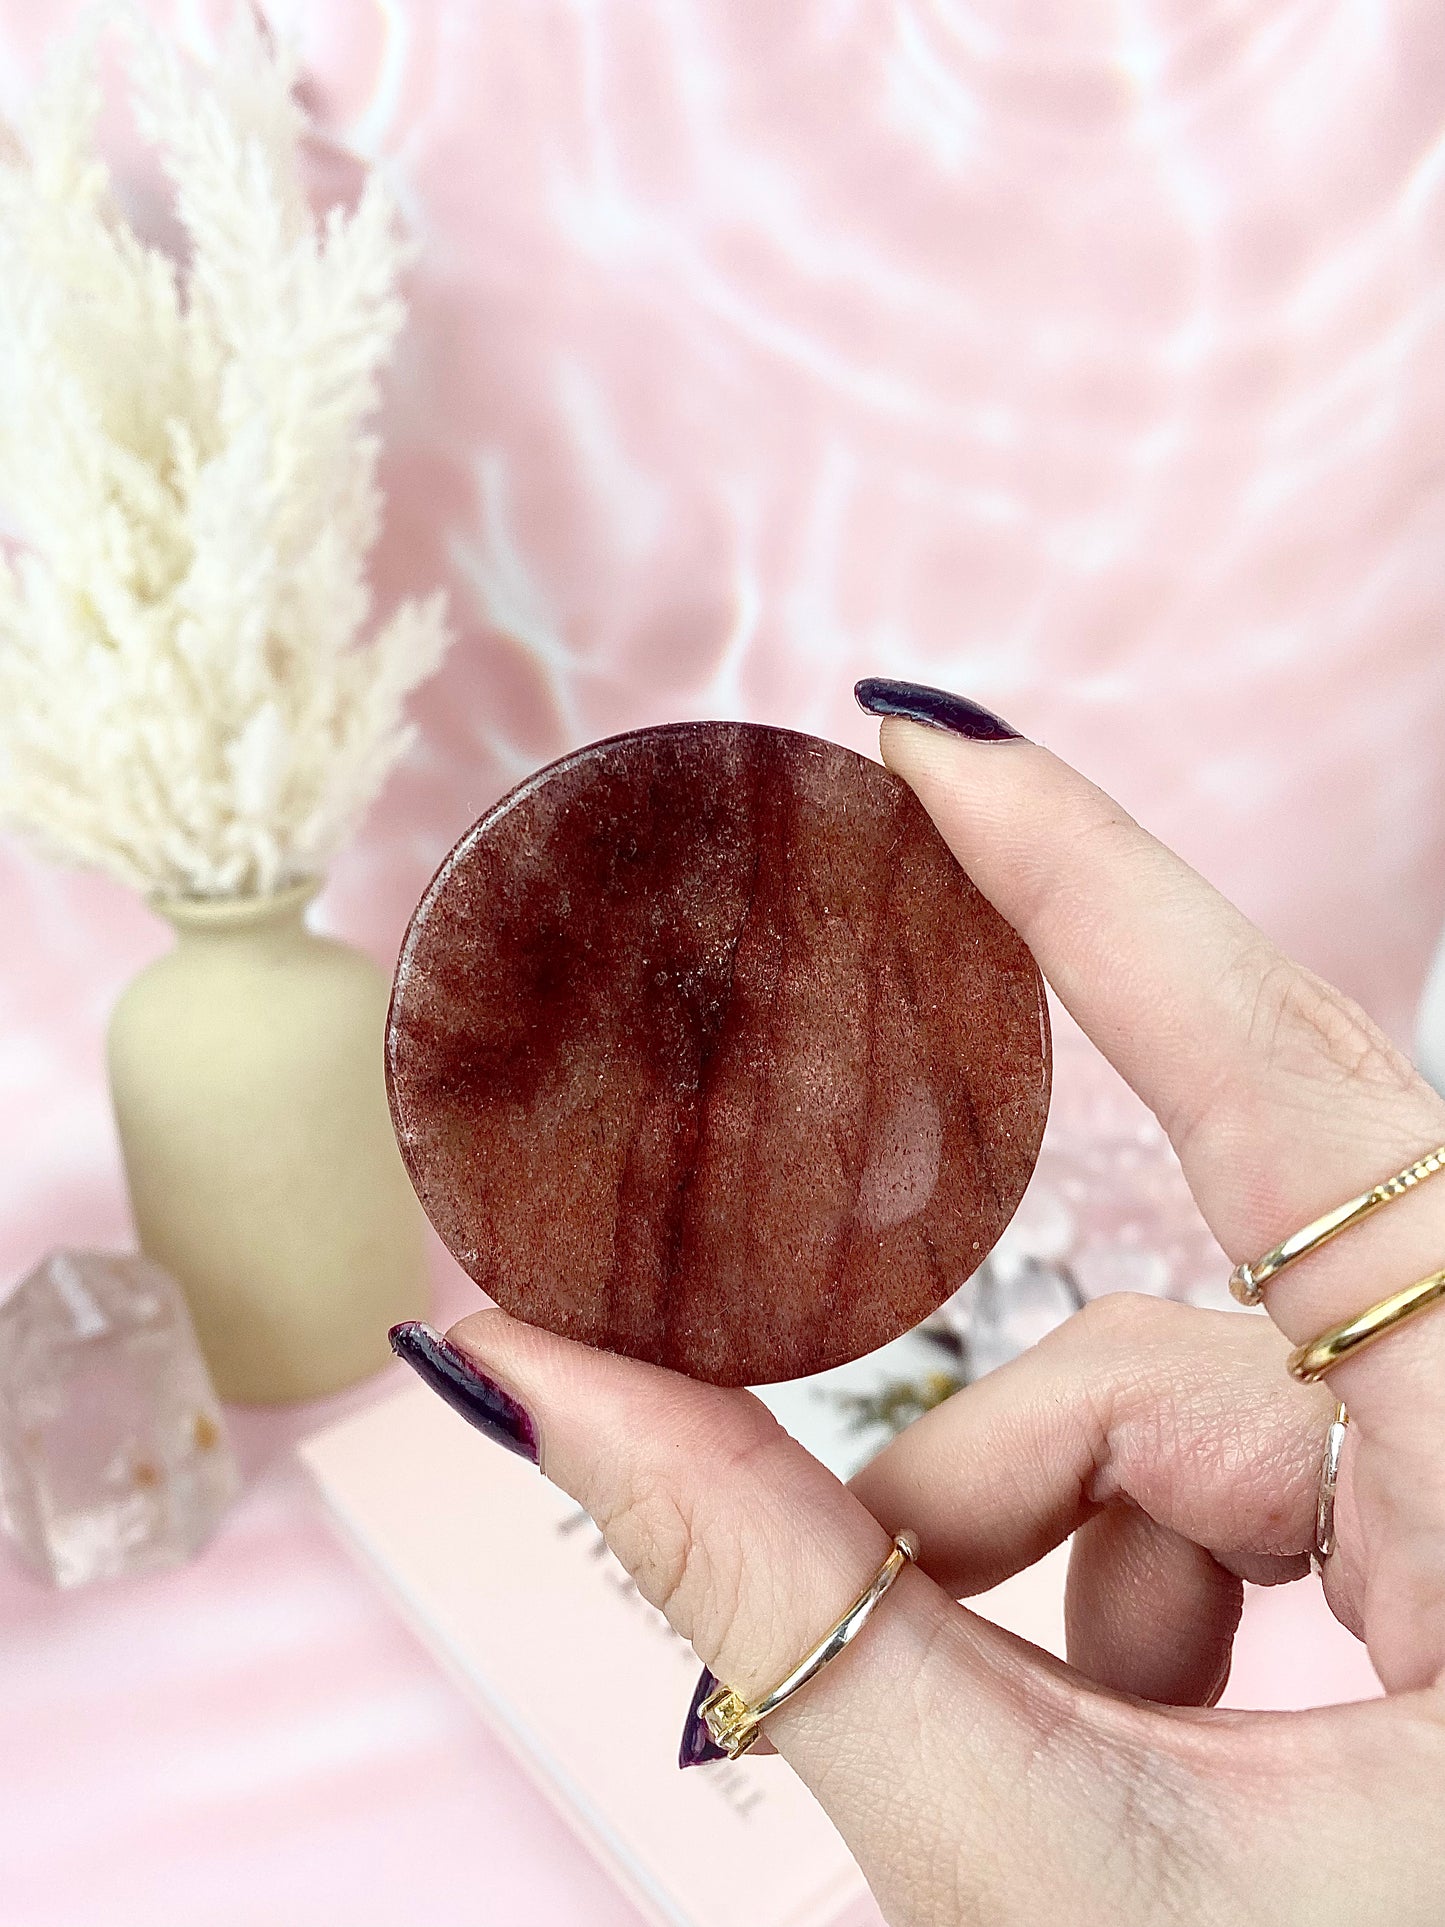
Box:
(1311, 1401), (1348, 1576)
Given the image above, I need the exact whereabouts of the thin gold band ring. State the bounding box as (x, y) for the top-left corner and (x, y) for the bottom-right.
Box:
(1287, 1268), (1445, 1382)
(699, 1532), (919, 1761)
(1229, 1144), (1445, 1306)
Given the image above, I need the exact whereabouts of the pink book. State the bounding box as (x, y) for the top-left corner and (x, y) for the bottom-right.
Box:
(299, 1335), (1069, 1927)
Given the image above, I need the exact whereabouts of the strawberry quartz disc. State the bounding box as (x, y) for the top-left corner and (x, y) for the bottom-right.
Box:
(386, 722), (1050, 1386)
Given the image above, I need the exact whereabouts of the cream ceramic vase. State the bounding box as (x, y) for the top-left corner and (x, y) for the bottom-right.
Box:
(108, 881), (428, 1404)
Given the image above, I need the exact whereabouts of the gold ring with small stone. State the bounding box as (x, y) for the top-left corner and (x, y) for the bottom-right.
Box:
(699, 1531), (920, 1761)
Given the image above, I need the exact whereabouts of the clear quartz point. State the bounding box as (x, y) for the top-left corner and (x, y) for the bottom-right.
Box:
(0, 1250), (240, 1588)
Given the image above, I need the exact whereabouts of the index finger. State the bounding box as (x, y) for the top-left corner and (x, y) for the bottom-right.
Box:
(861, 693), (1445, 1442)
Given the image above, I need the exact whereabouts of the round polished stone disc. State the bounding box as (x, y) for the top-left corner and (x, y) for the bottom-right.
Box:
(386, 722), (1050, 1385)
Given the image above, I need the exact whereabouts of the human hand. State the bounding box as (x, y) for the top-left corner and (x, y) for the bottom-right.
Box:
(396, 689), (1445, 1925)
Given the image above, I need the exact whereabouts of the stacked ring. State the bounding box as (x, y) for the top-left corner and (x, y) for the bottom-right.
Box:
(1225, 1142), (1445, 1581)
(1228, 1143), (1445, 1389)
(1287, 1268), (1445, 1383)
(1229, 1144), (1445, 1306)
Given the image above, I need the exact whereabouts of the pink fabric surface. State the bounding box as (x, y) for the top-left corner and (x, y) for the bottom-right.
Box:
(0, 2), (1435, 1921)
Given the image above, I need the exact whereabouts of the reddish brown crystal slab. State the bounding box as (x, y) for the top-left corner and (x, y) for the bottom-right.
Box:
(386, 722), (1050, 1385)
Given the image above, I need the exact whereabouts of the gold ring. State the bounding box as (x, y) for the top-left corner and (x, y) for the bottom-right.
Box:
(1229, 1144), (1445, 1305)
(1287, 1267), (1445, 1382)
(699, 1531), (919, 1760)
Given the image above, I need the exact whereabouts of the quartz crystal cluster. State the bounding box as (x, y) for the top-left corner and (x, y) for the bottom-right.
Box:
(0, 1251), (239, 1588)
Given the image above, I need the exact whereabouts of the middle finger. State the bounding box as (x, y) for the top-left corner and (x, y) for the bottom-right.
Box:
(850, 1295), (1335, 1697)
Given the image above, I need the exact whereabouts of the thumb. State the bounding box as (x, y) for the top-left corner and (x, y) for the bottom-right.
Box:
(395, 1309), (1219, 1923)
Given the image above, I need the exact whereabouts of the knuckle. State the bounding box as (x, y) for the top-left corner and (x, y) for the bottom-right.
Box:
(1166, 937), (1434, 1171)
(1058, 1289), (1174, 1351)
(1068, 1290), (1142, 1343)
(1036, 1295), (1197, 1500)
(1033, 1294), (1159, 1435)
(596, 1471), (697, 1622)
(1235, 948), (1416, 1100)
(592, 1397), (787, 1652)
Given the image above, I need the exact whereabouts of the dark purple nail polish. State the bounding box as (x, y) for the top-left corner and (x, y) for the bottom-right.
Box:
(388, 1322), (539, 1463)
(854, 677), (1023, 742)
(678, 1665), (727, 1769)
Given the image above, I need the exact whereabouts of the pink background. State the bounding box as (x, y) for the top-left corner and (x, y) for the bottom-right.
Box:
(0, 3), (1437, 1922)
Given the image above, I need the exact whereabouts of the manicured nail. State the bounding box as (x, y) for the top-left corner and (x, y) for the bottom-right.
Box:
(388, 1321), (539, 1463)
(854, 676), (1023, 742)
(678, 1665), (727, 1769)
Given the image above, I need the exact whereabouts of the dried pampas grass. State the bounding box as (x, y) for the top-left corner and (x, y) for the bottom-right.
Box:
(0, 10), (452, 898)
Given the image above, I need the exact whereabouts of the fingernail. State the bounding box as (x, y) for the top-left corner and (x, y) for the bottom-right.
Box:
(678, 1665), (727, 1769)
(854, 676), (1023, 742)
(388, 1322), (539, 1464)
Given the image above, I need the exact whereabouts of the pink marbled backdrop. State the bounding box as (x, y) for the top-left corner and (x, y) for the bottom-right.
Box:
(0, 3), (1439, 1922)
